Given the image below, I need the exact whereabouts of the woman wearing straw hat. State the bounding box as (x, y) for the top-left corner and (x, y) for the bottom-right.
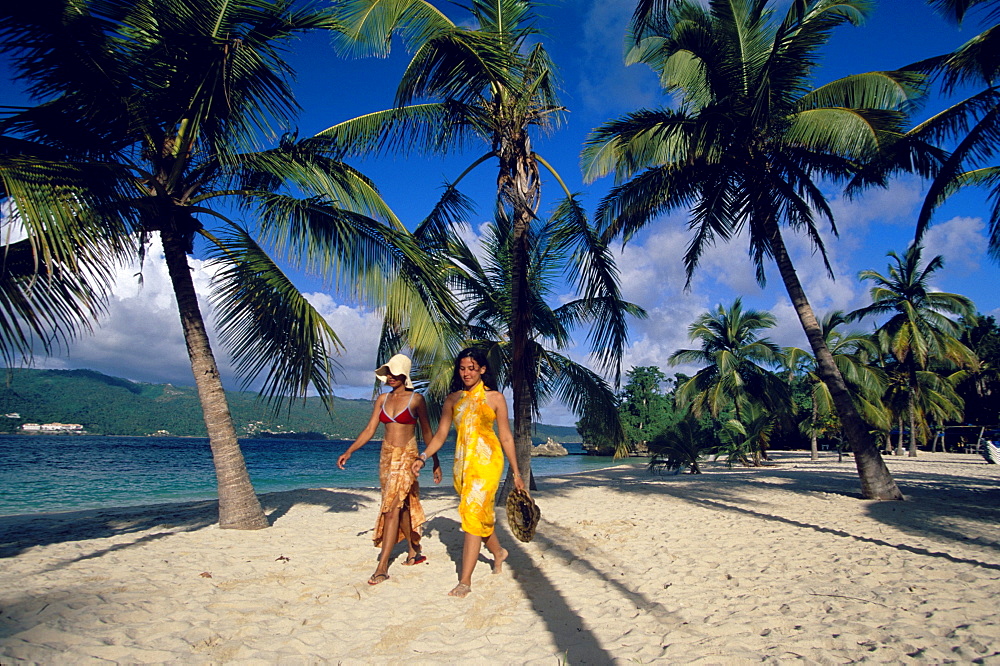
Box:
(412, 347), (525, 598)
(338, 354), (441, 585)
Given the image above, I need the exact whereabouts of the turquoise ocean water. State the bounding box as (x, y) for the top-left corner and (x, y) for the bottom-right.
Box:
(0, 435), (616, 517)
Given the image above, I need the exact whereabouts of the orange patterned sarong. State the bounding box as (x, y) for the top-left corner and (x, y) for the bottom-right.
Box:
(452, 382), (505, 537)
(373, 437), (425, 547)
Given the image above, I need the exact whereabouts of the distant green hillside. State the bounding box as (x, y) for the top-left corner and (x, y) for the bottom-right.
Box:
(0, 368), (579, 442)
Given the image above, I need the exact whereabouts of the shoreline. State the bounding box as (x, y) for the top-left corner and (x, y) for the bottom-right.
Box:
(0, 435), (613, 518)
(3, 451), (999, 663)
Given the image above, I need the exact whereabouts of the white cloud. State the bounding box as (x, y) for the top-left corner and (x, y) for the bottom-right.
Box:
(305, 292), (383, 398)
(921, 215), (986, 277)
(27, 234), (387, 401)
(604, 221), (751, 380)
(828, 177), (924, 235)
(1, 202), (27, 244)
(30, 235), (203, 386)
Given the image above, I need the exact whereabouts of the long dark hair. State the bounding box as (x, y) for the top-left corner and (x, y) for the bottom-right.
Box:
(449, 347), (498, 393)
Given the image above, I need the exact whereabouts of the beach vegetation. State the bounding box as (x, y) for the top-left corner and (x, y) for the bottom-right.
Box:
(433, 208), (642, 469)
(848, 245), (978, 455)
(956, 314), (1000, 426)
(647, 413), (715, 474)
(875, 330), (968, 455)
(717, 403), (777, 468)
(0, 0), (453, 528)
(669, 299), (789, 465)
(581, 0), (925, 499)
(618, 366), (681, 455)
(783, 311), (889, 461)
(327, 0), (639, 486)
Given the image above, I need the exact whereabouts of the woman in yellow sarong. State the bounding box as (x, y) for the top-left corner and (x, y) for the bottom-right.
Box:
(413, 347), (525, 598)
(338, 354), (441, 585)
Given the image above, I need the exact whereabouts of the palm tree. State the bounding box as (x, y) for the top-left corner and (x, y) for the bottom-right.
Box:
(329, 0), (636, 487)
(784, 311), (888, 460)
(956, 314), (1000, 426)
(849, 245), (978, 455)
(648, 413), (714, 474)
(0, 0), (452, 528)
(581, 0), (918, 499)
(442, 206), (643, 467)
(718, 403), (776, 468)
(910, 0), (1000, 253)
(669, 298), (789, 465)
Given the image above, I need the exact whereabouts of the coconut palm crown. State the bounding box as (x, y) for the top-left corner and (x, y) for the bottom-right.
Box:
(848, 244), (978, 455)
(670, 298), (789, 422)
(0, 0), (453, 528)
(581, 0), (922, 499)
(328, 0), (640, 487)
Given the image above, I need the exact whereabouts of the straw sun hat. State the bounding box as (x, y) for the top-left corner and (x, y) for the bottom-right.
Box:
(506, 487), (540, 542)
(374, 354), (414, 389)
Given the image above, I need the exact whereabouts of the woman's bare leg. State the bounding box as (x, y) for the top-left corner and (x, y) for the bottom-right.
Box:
(449, 532), (482, 597)
(372, 507), (401, 582)
(484, 531), (507, 574)
(399, 504), (421, 562)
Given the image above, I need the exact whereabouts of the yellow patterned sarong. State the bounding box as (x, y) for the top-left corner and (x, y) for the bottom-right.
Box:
(373, 436), (425, 548)
(453, 382), (505, 537)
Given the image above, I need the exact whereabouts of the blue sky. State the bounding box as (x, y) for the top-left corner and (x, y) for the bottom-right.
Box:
(3, 0), (998, 427)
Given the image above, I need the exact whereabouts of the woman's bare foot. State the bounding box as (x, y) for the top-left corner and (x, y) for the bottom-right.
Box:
(448, 583), (472, 598)
(492, 547), (508, 574)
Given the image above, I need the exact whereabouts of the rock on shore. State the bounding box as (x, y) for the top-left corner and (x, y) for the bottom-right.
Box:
(531, 437), (568, 457)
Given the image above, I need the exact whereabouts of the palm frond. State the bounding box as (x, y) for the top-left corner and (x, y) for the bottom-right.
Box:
(542, 351), (629, 457)
(396, 28), (520, 106)
(216, 141), (403, 229)
(333, 0), (454, 58)
(203, 223), (342, 409)
(314, 101), (487, 158)
(549, 195), (646, 383)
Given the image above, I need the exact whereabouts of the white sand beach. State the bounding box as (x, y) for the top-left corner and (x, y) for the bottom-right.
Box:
(2, 451), (999, 664)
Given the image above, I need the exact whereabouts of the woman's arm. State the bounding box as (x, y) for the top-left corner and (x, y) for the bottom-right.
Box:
(412, 392), (458, 475)
(337, 395), (384, 469)
(413, 394), (442, 483)
(488, 391), (525, 491)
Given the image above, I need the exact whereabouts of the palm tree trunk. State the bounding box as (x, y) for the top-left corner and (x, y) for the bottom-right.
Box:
(896, 414), (905, 456)
(498, 130), (539, 499)
(161, 230), (269, 529)
(810, 398), (819, 461)
(767, 224), (903, 500)
(508, 204), (536, 494)
(906, 366), (920, 457)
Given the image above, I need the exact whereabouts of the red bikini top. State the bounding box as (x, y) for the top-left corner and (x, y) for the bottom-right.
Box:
(379, 392), (418, 425)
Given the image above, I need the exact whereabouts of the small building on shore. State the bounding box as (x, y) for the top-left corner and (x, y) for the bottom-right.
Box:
(22, 422), (85, 432)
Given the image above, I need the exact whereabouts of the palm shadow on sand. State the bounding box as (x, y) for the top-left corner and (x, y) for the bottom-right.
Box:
(424, 510), (673, 662)
(0, 488), (371, 561)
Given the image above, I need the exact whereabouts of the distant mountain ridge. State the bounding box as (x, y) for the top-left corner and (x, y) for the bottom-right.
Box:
(0, 368), (580, 442)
